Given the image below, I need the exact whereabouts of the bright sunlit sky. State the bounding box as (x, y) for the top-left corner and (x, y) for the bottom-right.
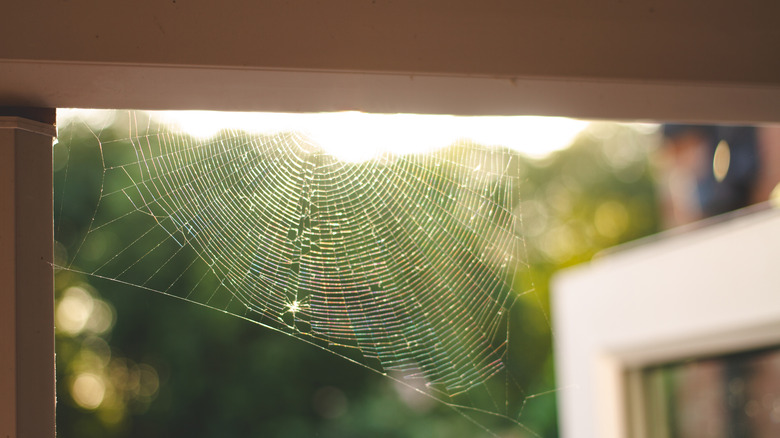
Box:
(60, 110), (591, 162)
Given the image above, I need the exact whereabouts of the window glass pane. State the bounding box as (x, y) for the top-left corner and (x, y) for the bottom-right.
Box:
(642, 346), (780, 438)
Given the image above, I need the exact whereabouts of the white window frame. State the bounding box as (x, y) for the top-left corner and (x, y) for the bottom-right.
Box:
(553, 206), (780, 438)
(3, 72), (779, 438)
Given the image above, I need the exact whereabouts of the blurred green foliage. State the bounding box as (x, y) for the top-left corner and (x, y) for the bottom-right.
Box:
(54, 114), (660, 438)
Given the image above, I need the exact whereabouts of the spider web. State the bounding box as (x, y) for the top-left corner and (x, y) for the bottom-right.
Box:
(56, 110), (549, 435)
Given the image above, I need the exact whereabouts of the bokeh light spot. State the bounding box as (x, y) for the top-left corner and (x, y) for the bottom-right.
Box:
(594, 201), (629, 239)
(713, 139), (731, 182)
(56, 286), (95, 335)
(71, 372), (106, 410)
(312, 386), (348, 419)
